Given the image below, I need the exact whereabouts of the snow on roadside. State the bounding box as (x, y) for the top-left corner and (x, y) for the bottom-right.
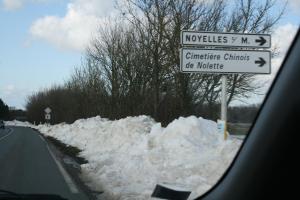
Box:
(6, 116), (242, 199)
(4, 120), (34, 127)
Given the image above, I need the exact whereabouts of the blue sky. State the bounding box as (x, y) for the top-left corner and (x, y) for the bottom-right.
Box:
(0, 0), (299, 109)
(0, 0), (87, 108)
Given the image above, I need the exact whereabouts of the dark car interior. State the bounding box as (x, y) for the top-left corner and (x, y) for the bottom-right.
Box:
(196, 29), (300, 199)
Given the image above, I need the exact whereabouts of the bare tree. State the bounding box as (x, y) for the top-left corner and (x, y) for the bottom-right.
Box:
(26, 0), (286, 124)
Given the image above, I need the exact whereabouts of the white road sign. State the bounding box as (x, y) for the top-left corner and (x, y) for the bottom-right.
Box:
(45, 114), (51, 120)
(44, 107), (51, 114)
(180, 48), (271, 74)
(181, 31), (271, 48)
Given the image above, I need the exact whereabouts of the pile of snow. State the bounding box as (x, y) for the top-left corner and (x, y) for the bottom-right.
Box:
(35, 116), (241, 199)
(5, 120), (33, 127)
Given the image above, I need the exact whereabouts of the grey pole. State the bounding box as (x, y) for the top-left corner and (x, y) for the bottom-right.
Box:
(221, 75), (227, 121)
(221, 75), (228, 140)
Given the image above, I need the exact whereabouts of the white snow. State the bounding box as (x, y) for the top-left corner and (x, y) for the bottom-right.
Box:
(6, 116), (242, 199)
(4, 120), (33, 127)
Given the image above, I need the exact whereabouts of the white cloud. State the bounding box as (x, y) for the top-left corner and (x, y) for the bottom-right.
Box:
(0, 84), (34, 109)
(2, 0), (51, 10)
(2, 84), (16, 95)
(3, 0), (23, 10)
(288, 0), (300, 14)
(272, 23), (298, 56)
(231, 23), (298, 106)
(29, 0), (115, 52)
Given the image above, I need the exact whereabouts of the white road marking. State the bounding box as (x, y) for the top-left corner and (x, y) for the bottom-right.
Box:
(0, 128), (13, 141)
(39, 134), (46, 143)
(43, 138), (79, 193)
(1, 128), (79, 194)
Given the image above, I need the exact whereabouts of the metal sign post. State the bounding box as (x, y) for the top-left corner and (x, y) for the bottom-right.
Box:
(221, 75), (227, 140)
(221, 75), (227, 121)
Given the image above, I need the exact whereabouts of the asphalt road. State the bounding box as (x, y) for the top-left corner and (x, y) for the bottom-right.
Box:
(0, 126), (89, 200)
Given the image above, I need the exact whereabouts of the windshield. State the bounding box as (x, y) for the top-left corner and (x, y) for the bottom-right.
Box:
(0, 0), (299, 199)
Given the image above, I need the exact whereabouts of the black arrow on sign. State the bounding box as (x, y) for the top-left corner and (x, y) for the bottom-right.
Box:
(255, 36), (267, 46)
(255, 57), (266, 67)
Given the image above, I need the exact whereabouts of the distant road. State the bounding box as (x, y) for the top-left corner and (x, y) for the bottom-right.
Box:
(0, 126), (89, 200)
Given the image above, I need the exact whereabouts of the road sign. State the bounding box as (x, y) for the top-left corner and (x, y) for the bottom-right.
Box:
(45, 114), (51, 120)
(180, 31), (272, 140)
(180, 48), (270, 74)
(44, 107), (51, 114)
(181, 31), (271, 48)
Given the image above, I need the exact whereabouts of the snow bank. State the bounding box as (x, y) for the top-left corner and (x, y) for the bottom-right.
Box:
(35, 116), (241, 199)
(4, 120), (34, 127)
(5, 116), (241, 199)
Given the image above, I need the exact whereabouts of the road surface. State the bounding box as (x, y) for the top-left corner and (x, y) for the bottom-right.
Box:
(0, 126), (89, 200)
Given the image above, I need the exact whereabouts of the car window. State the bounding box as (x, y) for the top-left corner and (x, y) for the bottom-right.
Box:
(0, 0), (299, 200)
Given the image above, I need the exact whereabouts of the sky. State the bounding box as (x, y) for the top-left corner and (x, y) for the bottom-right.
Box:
(0, 0), (299, 109)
